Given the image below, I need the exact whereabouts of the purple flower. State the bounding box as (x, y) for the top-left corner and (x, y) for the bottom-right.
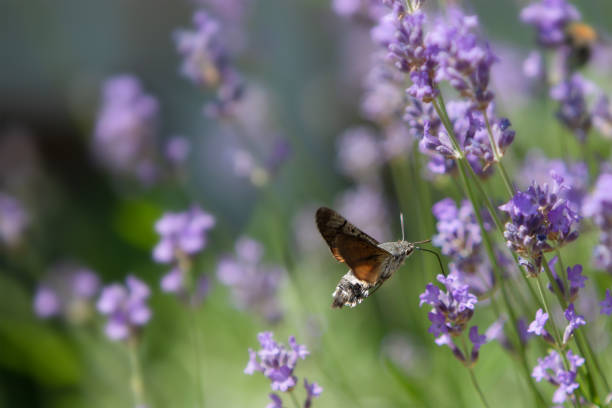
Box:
(519, 151), (588, 212)
(583, 172), (612, 272)
(520, 0), (580, 47)
(593, 95), (612, 138)
(97, 275), (151, 341)
(92, 75), (159, 183)
(33, 287), (61, 319)
(499, 176), (581, 274)
(175, 11), (226, 87)
(33, 264), (100, 323)
(153, 206), (215, 264)
(165, 136), (190, 164)
(523, 50), (544, 79)
(336, 126), (382, 180)
(469, 325), (486, 363)
(550, 74), (596, 142)
(217, 237), (285, 322)
(567, 264), (587, 290)
(304, 378), (323, 408)
(244, 332), (310, 392)
(562, 303), (586, 344)
(527, 308), (548, 336)
(419, 273), (477, 339)
(600, 289), (612, 315)
(431, 198), (498, 295)
(266, 394), (282, 408)
(533, 349), (584, 404)
(0, 193), (29, 247)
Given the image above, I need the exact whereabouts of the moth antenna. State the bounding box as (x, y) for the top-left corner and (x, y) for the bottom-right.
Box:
(400, 212), (406, 241)
(415, 246), (447, 276)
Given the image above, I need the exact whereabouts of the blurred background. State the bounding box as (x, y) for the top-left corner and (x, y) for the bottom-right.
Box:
(1, 0), (612, 407)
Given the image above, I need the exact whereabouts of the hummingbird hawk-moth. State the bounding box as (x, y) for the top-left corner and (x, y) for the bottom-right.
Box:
(315, 206), (432, 308)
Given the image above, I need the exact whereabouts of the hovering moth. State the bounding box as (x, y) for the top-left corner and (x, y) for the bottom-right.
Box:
(315, 207), (433, 308)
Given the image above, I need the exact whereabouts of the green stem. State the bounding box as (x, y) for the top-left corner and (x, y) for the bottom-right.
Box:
(468, 367), (491, 408)
(534, 275), (562, 347)
(128, 337), (146, 408)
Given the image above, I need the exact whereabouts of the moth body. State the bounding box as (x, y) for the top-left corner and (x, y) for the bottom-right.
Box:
(316, 207), (425, 309)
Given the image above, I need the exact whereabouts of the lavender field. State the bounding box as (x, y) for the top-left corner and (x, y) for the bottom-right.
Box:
(1, 0), (612, 407)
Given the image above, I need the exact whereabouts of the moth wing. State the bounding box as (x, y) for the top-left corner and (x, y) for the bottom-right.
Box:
(315, 207), (390, 283)
(335, 233), (389, 284)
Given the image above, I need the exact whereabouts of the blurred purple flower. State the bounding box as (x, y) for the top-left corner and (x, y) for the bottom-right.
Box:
(335, 185), (390, 242)
(527, 308), (548, 336)
(0, 193), (29, 247)
(33, 264), (100, 323)
(217, 237), (284, 322)
(583, 172), (612, 272)
(97, 275), (151, 341)
(175, 11), (226, 87)
(361, 52), (406, 124)
(519, 151), (588, 211)
(469, 325), (486, 363)
(532, 349), (584, 404)
(244, 332), (314, 394)
(304, 378), (323, 408)
(152, 206), (215, 264)
(523, 50), (544, 79)
(336, 126), (382, 180)
(499, 175), (580, 274)
(267, 394), (282, 408)
(593, 95), (612, 138)
(600, 289), (612, 315)
(165, 136), (190, 165)
(550, 73), (596, 142)
(520, 0), (580, 47)
(562, 303), (586, 344)
(93, 75), (159, 183)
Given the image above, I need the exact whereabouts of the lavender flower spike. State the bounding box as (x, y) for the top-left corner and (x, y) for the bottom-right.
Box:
(527, 308), (548, 336)
(153, 206), (216, 264)
(562, 303), (586, 344)
(0, 193), (29, 247)
(532, 349), (584, 404)
(244, 332), (314, 394)
(97, 275), (151, 341)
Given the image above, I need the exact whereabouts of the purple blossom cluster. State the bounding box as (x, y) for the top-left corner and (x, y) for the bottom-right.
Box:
(384, 6), (497, 110)
(520, 0), (580, 47)
(0, 192), (29, 247)
(582, 172), (612, 272)
(416, 100), (515, 176)
(336, 126), (383, 181)
(217, 237), (285, 322)
(152, 206), (215, 301)
(245, 332), (321, 406)
(153, 206), (215, 264)
(532, 349), (584, 404)
(519, 151), (588, 211)
(431, 198), (495, 294)
(550, 73), (596, 142)
(499, 175), (580, 274)
(175, 10), (243, 118)
(97, 275), (151, 341)
(419, 274), (485, 363)
(33, 264), (100, 323)
(93, 75), (159, 183)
